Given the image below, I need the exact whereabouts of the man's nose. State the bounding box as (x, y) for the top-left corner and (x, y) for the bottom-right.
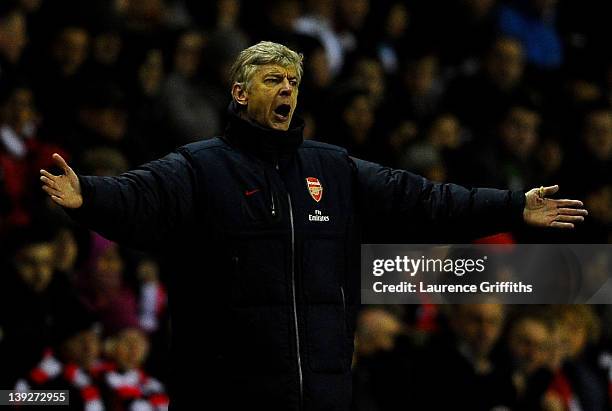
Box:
(280, 78), (293, 96)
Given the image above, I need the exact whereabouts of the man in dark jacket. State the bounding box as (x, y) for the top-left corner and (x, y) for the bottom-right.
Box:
(40, 41), (587, 410)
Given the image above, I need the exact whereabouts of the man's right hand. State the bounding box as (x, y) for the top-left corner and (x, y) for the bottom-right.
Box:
(40, 153), (83, 208)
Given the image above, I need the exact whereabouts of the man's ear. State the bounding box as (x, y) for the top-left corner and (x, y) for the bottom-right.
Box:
(232, 83), (248, 107)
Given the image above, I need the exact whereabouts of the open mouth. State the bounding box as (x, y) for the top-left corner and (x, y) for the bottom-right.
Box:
(273, 104), (291, 121)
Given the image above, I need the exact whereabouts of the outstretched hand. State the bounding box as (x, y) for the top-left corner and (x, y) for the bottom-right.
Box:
(523, 185), (587, 229)
(40, 153), (83, 209)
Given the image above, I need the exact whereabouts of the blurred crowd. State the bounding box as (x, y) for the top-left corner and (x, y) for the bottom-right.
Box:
(1, 0), (611, 410)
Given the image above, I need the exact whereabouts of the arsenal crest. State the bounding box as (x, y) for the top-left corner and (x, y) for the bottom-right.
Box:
(306, 177), (323, 202)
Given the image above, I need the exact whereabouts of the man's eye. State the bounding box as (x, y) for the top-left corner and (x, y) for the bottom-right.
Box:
(290, 80), (298, 86)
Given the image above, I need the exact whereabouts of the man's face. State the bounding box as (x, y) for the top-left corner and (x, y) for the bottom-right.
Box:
(486, 38), (524, 90)
(501, 107), (540, 159)
(0, 11), (27, 64)
(61, 329), (101, 370)
(14, 242), (55, 293)
(453, 303), (504, 357)
(238, 64), (299, 131)
(509, 318), (551, 375)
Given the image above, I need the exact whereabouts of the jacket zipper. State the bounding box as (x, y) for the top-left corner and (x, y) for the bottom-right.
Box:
(287, 194), (303, 408)
(270, 191), (276, 217)
(340, 286), (346, 313)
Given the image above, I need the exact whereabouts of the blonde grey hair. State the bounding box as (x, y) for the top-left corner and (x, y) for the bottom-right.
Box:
(229, 41), (304, 91)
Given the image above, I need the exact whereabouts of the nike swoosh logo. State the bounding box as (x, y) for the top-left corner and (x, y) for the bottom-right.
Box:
(245, 189), (261, 196)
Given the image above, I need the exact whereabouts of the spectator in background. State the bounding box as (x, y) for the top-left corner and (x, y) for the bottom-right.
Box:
(505, 308), (557, 409)
(31, 23), (89, 138)
(434, 0), (500, 77)
(335, 0), (370, 60)
(82, 18), (124, 84)
(323, 88), (378, 160)
(198, 27), (248, 121)
(370, 2), (411, 75)
(54, 224), (80, 281)
(159, 29), (220, 149)
(399, 113), (466, 183)
(70, 83), (130, 159)
(445, 36), (531, 142)
(476, 102), (542, 190)
(16, 306), (109, 411)
(0, 78), (66, 229)
(78, 232), (140, 337)
(294, 0), (344, 77)
(257, 0), (302, 46)
(103, 327), (170, 411)
(351, 307), (412, 411)
(415, 303), (514, 410)
(544, 305), (608, 411)
(0, 222), (82, 387)
(0, 1), (27, 82)
(80, 147), (130, 177)
(498, 0), (563, 70)
(565, 105), (612, 242)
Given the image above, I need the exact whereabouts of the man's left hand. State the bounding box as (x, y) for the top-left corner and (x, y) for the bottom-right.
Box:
(523, 185), (588, 229)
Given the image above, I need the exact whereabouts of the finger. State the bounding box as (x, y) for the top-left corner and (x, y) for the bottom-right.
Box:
(40, 169), (58, 180)
(553, 199), (584, 208)
(52, 153), (71, 174)
(51, 195), (65, 206)
(550, 221), (574, 229)
(542, 185), (559, 196)
(558, 208), (588, 216)
(40, 175), (57, 188)
(554, 215), (584, 223)
(42, 185), (63, 198)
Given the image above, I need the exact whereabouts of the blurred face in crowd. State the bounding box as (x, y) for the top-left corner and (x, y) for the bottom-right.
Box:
(356, 308), (402, 357)
(386, 3), (409, 39)
(80, 105), (127, 141)
(267, 0), (300, 32)
(500, 106), (540, 159)
(53, 27), (89, 76)
(464, 0), (496, 18)
(343, 94), (374, 142)
(583, 110), (612, 161)
(338, 0), (369, 31)
(61, 329), (101, 370)
(428, 114), (461, 149)
(93, 242), (124, 292)
(307, 46), (331, 89)
(14, 242), (55, 293)
(126, 0), (164, 26)
(93, 31), (122, 66)
(174, 31), (204, 78)
(509, 318), (551, 375)
(139, 48), (164, 96)
(110, 328), (150, 371)
(233, 64), (299, 131)
(452, 303), (504, 358)
(0, 10), (27, 63)
(486, 38), (524, 91)
(560, 308), (589, 359)
(403, 55), (438, 97)
(353, 58), (385, 106)
(1, 87), (37, 135)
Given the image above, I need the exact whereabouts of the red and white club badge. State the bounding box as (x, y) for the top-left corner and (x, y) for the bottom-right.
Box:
(306, 177), (323, 202)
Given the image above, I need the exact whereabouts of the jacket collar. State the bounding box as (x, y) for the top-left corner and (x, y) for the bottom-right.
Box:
(223, 101), (304, 161)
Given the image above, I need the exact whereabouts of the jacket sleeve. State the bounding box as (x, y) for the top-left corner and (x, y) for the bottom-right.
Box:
(351, 157), (526, 242)
(66, 148), (197, 250)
